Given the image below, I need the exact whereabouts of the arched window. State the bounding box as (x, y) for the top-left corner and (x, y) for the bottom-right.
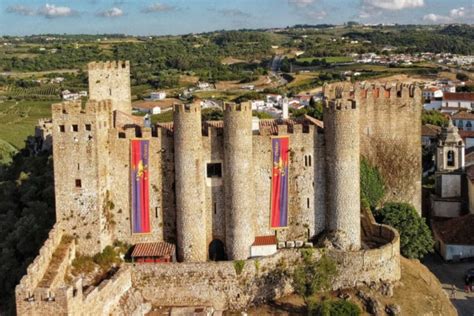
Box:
(466, 121), (472, 131)
(447, 150), (455, 167)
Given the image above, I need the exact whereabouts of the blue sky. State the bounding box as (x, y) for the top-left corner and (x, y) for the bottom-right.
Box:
(1, 0), (473, 36)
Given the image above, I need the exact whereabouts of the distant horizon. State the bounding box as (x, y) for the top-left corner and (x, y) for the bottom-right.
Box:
(1, 22), (473, 38)
(1, 0), (473, 36)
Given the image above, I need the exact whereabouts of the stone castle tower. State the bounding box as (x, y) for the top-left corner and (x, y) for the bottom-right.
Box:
(88, 61), (131, 114)
(223, 103), (255, 260)
(323, 99), (361, 250)
(173, 103), (207, 262)
(52, 100), (114, 254)
(49, 60), (421, 260)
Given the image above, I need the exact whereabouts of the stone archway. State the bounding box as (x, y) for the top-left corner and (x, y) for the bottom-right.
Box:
(209, 239), (227, 261)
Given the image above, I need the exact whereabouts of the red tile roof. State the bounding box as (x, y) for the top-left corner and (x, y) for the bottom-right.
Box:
(433, 215), (474, 245)
(252, 235), (277, 246)
(422, 124), (441, 137)
(451, 111), (474, 120)
(131, 242), (175, 258)
(443, 92), (474, 102)
(157, 117), (321, 135)
(459, 130), (474, 139)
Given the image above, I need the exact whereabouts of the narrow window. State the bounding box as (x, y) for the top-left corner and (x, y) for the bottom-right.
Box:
(206, 163), (222, 178)
(72, 124), (78, 132)
(85, 124), (92, 131)
(118, 132), (126, 138)
(109, 88), (112, 96)
(77, 163), (80, 171)
(304, 155), (308, 167)
(308, 155), (312, 167)
(307, 198), (310, 209)
(447, 150), (455, 167)
(75, 179), (82, 188)
(214, 203), (217, 215)
(59, 125), (65, 132)
(155, 207), (158, 218)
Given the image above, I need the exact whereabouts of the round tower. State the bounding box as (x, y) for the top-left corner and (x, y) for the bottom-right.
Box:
(173, 103), (206, 262)
(224, 102), (255, 260)
(323, 99), (361, 250)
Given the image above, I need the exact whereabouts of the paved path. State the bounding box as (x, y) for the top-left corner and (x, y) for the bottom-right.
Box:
(423, 253), (474, 316)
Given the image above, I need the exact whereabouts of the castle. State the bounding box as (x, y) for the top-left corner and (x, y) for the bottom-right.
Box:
(50, 61), (421, 261)
(16, 61), (421, 314)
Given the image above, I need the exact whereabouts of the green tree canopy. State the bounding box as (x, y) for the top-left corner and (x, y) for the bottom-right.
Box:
(360, 158), (385, 209)
(373, 203), (434, 259)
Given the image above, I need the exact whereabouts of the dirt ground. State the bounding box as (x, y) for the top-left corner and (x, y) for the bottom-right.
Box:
(248, 257), (457, 315)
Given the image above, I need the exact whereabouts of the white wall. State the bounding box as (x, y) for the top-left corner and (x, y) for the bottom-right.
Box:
(440, 241), (474, 261)
(440, 174), (461, 198)
(250, 245), (277, 257)
(431, 198), (462, 218)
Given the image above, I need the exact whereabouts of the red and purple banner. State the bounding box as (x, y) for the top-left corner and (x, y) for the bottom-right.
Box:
(131, 139), (150, 234)
(270, 136), (289, 228)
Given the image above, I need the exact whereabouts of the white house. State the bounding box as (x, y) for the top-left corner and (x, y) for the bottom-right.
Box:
(150, 91), (166, 101)
(442, 92), (474, 111)
(433, 214), (474, 261)
(250, 100), (265, 110)
(423, 87), (443, 101)
(452, 111), (474, 131)
(250, 236), (277, 258)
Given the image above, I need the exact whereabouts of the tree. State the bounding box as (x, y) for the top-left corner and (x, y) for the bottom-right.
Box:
(456, 73), (469, 82)
(422, 110), (448, 127)
(373, 203), (434, 259)
(360, 158), (385, 209)
(292, 250), (337, 306)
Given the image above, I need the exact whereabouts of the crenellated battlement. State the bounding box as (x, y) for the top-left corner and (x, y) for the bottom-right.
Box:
(324, 82), (421, 101)
(224, 102), (252, 112)
(52, 100), (112, 116)
(88, 60), (129, 71)
(324, 99), (357, 112)
(173, 102), (201, 113)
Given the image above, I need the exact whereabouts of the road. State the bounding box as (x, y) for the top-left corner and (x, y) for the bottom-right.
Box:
(269, 55), (287, 86)
(423, 253), (474, 316)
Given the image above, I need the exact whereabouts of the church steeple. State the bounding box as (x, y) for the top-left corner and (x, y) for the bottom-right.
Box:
(437, 118), (465, 172)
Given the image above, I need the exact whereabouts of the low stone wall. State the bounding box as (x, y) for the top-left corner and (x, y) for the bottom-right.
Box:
(130, 224), (400, 310)
(16, 267), (132, 316)
(16, 224), (64, 292)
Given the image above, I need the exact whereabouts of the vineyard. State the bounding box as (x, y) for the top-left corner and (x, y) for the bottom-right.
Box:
(4, 84), (61, 100)
(0, 100), (52, 149)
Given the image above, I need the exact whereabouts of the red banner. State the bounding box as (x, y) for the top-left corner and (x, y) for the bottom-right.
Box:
(271, 136), (289, 228)
(131, 140), (150, 234)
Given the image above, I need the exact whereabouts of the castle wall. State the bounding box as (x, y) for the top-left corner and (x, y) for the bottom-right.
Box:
(107, 127), (165, 245)
(88, 61), (131, 115)
(324, 82), (422, 214)
(130, 223), (399, 311)
(252, 124), (325, 241)
(324, 99), (361, 250)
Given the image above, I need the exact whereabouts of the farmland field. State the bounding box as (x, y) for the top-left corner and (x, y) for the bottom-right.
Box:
(296, 56), (353, 63)
(0, 100), (52, 149)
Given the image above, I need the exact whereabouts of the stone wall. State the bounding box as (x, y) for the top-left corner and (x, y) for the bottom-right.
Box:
(324, 82), (422, 214)
(130, 223), (400, 311)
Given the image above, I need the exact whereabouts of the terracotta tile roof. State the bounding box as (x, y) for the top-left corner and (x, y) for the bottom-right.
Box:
(451, 111), (474, 120)
(157, 117), (321, 135)
(433, 215), (474, 245)
(466, 165), (474, 181)
(252, 235), (277, 246)
(443, 92), (474, 102)
(131, 242), (175, 258)
(422, 124), (441, 137)
(459, 130), (474, 139)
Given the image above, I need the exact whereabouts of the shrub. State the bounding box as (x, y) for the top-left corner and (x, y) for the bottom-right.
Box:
(293, 252), (337, 305)
(233, 260), (245, 275)
(92, 246), (122, 270)
(309, 299), (361, 316)
(360, 158), (385, 209)
(374, 202), (434, 259)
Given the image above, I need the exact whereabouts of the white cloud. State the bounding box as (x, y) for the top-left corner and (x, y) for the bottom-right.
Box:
(362, 0), (424, 11)
(38, 4), (76, 18)
(6, 5), (36, 16)
(288, 0), (315, 8)
(98, 7), (124, 17)
(141, 3), (175, 13)
(6, 3), (77, 18)
(423, 6), (474, 24)
(306, 10), (327, 20)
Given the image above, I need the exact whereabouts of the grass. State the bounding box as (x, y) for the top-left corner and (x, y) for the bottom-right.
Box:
(296, 56), (353, 64)
(0, 100), (53, 149)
